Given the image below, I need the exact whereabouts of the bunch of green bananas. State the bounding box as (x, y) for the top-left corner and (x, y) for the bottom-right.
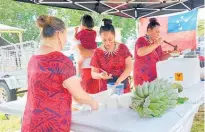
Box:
(131, 79), (179, 118)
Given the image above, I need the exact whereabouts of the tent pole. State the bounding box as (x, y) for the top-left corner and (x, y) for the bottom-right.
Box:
(136, 18), (140, 38)
(39, 0), (72, 4)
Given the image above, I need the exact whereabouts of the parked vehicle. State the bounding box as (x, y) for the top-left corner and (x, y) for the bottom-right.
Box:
(0, 24), (38, 103)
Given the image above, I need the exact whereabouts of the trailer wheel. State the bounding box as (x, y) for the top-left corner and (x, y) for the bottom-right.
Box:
(0, 82), (17, 103)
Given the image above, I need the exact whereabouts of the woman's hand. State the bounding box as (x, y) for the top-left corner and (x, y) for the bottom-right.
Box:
(63, 76), (99, 111)
(75, 27), (79, 32)
(90, 100), (99, 110)
(99, 72), (112, 80)
(115, 79), (121, 86)
(155, 37), (163, 46)
(137, 37), (163, 57)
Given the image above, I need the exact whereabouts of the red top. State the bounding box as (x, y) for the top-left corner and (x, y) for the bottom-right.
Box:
(80, 68), (100, 94)
(22, 51), (76, 132)
(134, 36), (164, 86)
(76, 29), (97, 49)
(199, 56), (205, 61)
(91, 44), (132, 92)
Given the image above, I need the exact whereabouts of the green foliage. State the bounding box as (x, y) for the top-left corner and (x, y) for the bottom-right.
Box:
(0, 0), (136, 44)
(177, 97), (189, 104)
(198, 20), (204, 36)
(0, 113), (21, 132)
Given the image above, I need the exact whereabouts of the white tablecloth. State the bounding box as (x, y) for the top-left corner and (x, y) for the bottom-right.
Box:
(71, 103), (199, 132)
(179, 81), (204, 104)
(71, 81), (204, 132)
(0, 81), (204, 132)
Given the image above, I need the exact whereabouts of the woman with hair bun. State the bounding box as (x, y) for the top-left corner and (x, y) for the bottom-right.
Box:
(134, 18), (169, 86)
(21, 15), (98, 132)
(90, 19), (133, 93)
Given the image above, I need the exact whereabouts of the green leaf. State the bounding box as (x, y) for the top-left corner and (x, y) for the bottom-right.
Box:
(177, 97), (189, 104)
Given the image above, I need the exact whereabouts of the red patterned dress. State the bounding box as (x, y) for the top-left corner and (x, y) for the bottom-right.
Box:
(22, 51), (76, 132)
(90, 44), (132, 93)
(80, 67), (100, 94)
(134, 36), (163, 86)
(75, 29), (97, 49)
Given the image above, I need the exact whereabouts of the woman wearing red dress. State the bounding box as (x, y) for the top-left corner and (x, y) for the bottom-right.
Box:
(21, 15), (98, 132)
(134, 18), (170, 86)
(91, 19), (133, 93)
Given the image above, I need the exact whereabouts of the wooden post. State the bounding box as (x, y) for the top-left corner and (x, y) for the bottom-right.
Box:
(19, 32), (23, 43)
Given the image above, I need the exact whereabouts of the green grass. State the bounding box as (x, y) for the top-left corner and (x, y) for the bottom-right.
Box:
(0, 93), (24, 132)
(198, 20), (204, 36)
(192, 119), (204, 132)
(191, 104), (204, 132)
(0, 115), (21, 132)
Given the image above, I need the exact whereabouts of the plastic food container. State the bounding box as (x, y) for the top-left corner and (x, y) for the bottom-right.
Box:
(107, 83), (124, 95)
(107, 83), (115, 92)
(115, 84), (124, 95)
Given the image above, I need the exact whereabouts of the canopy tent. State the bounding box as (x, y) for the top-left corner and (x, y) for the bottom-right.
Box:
(15, 0), (204, 19)
(0, 24), (24, 42)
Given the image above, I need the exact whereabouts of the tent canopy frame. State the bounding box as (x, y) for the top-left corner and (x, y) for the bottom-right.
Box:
(17, 0), (204, 19)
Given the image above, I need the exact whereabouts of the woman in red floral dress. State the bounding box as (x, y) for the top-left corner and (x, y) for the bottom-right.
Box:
(21, 15), (98, 132)
(91, 19), (133, 93)
(134, 18), (170, 86)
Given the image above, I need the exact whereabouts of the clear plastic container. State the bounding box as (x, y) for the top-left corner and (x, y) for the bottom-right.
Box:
(115, 84), (124, 95)
(107, 83), (124, 95)
(107, 83), (115, 92)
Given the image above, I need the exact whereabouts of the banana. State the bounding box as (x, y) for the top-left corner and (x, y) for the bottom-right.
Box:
(154, 81), (160, 93)
(148, 81), (155, 94)
(149, 94), (159, 103)
(132, 78), (179, 118)
(149, 103), (160, 110)
(132, 99), (144, 106)
(142, 82), (149, 97)
(169, 93), (178, 100)
(137, 106), (144, 117)
(152, 110), (160, 117)
(168, 100), (177, 108)
(143, 108), (153, 115)
(132, 93), (143, 101)
(136, 85), (144, 98)
(143, 96), (150, 108)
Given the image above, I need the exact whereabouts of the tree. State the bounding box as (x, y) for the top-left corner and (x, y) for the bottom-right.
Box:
(0, 0), (50, 43)
(0, 0), (137, 45)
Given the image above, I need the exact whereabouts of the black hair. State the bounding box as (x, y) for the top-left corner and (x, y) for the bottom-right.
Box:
(37, 15), (65, 37)
(100, 18), (115, 35)
(147, 18), (160, 31)
(81, 14), (94, 29)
